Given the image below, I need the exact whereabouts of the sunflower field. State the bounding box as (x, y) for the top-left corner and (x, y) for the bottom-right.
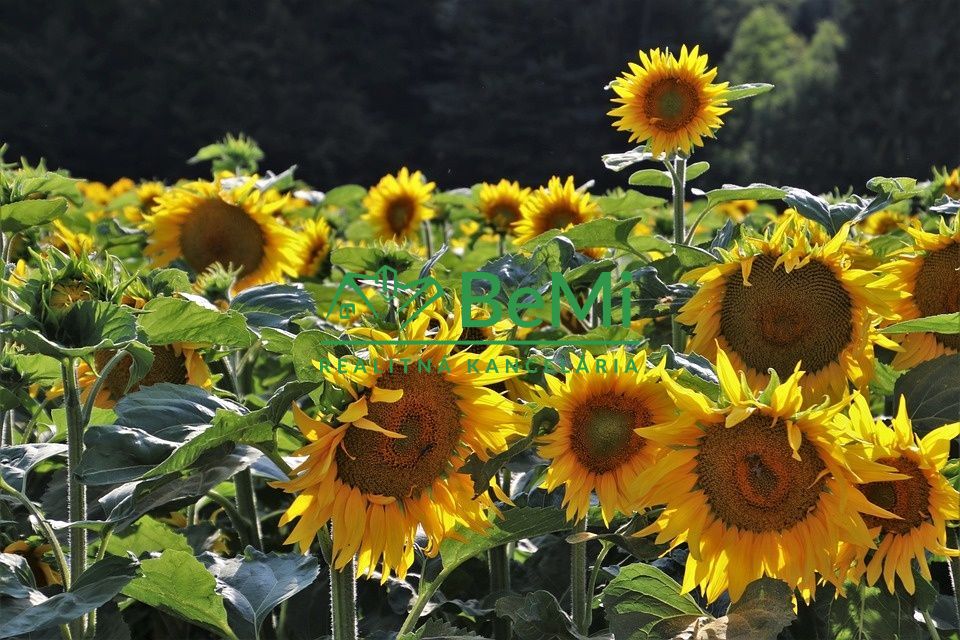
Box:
(0, 45), (958, 640)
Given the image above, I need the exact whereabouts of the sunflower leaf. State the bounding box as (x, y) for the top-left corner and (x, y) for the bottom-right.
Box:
(137, 297), (254, 348)
(602, 147), (655, 172)
(601, 562), (707, 640)
(494, 590), (589, 640)
(0, 198), (68, 232)
(879, 313), (960, 335)
(892, 354), (960, 437)
(629, 169), (672, 189)
(723, 83), (775, 102)
(705, 184), (786, 208)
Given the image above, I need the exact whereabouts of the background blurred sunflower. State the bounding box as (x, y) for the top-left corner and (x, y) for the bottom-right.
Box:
(637, 349), (901, 602)
(679, 216), (904, 403)
(361, 167), (436, 242)
(513, 176), (600, 246)
(881, 217), (960, 368)
(276, 306), (524, 579)
(297, 217), (333, 278)
(608, 45), (730, 157)
(535, 349), (687, 525)
(478, 179), (530, 235)
(145, 177), (303, 292)
(835, 395), (959, 594)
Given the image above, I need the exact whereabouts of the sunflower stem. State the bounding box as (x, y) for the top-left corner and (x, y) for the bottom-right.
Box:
(422, 221), (434, 256)
(922, 609), (942, 640)
(489, 471), (512, 640)
(584, 541), (613, 631)
(570, 517), (589, 633)
(948, 528), (960, 632)
(0, 475), (71, 590)
(330, 555), (358, 640)
(668, 155), (688, 353)
(206, 490), (253, 550)
(81, 347), (129, 425)
(233, 469), (263, 550)
(62, 358), (88, 640)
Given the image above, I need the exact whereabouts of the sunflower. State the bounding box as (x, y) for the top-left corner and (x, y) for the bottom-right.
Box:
(275, 304), (525, 580)
(144, 176), (303, 292)
(608, 45), (730, 158)
(858, 209), (908, 236)
(636, 348), (902, 603)
(49, 220), (94, 255)
(942, 167), (960, 199)
(77, 343), (212, 409)
(479, 180), (531, 234)
(715, 199), (758, 223)
(880, 217), (960, 369)
(534, 348), (688, 525)
(513, 176), (600, 246)
(834, 395), (959, 594)
(123, 181), (167, 223)
(678, 215), (904, 403)
(3, 540), (62, 587)
(77, 181), (111, 206)
(297, 218), (333, 278)
(361, 168), (436, 242)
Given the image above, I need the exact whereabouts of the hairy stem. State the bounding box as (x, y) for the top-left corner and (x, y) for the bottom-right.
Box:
(62, 358), (87, 639)
(570, 518), (589, 633)
(330, 554), (358, 640)
(233, 469), (263, 550)
(668, 155), (688, 353)
(584, 541), (613, 631)
(489, 471), (512, 640)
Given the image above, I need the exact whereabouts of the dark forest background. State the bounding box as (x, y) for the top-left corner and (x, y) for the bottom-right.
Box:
(2, 0), (958, 194)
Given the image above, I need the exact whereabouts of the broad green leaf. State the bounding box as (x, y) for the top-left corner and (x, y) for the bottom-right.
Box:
(141, 381), (316, 479)
(259, 327), (296, 354)
(200, 547), (320, 640)
(321, 184), (367, 208)
(723, 82), (775, 101)
(122, 549), (236, 640)
(229, 284), (315, 332)
(893, 354), (960, 436)
(114, 383), (243, 434)
(783, 187), (891, 236)
(103, 516), (192, 557)
(398, 618), (490, 640)
(494, 591), (588, 640)
(705, 184), (786, 208)
(601, 562), (706, 640)
(0, 555), (139, 639)
(0, 553), (36, 597)
(594, 190), (666, 218)
(689, 578), (795, 640)
(137, 297), (254, 348)
(685, 161), (710, 181)
(879, 313), (960, 335)
(866, 176), (922, 201)
(76, 425), (180, 485)
(629, 169), (672, 188)
(0, 443), (67, 491)
(292, 330), (334, 382)
(825, 580), (928, 640)
(525, 216), (670, 256)
(0, 198), (67, 232)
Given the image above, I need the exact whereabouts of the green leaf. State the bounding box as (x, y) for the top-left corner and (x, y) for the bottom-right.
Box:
(0, 443), (67, 491)
(602, 147), (654, 172)
(0, 198), (67, 232)
(525, 217), (671, 256)
(594, 190), (666, 217)
(398, 618), (490, 640)
(723, 82), (775, 101)
(825, 580), (928, 640)
(76, 425), (180, 485)
(494, 591), (588, 640)
(691, 578), (795, 640)
(229, 284), (315, 332)
(200, 547), (320, 640)
(292, 330), (334, 382)
(11, 300), (137, 358)
(141, 381), (316, 479)
(137, 297), (254, 348)
(601, 562), (706, 640)
(122, 549), (236, 640)
(259, 327), (296, 354)
(103, 516), (192, 557)
(685, 161), (710, 181)
(114, 383), (243, 433)
(893, 354), (960, 436)
(629, 169), (672, 188)
(705, 184), (786, 208)
(880, 313), (960, 335)
(866, 176), (922, 201)
(321, 184), (367, 208)
(0, 555), (139, 639)
(0, 553), (36, 597)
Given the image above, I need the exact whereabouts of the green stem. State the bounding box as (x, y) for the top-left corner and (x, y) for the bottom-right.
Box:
(668, 155), (688, 353)
(948, 528), (960, 633)
(207, 490), (252, 549)
(0, 476), (71, 589)
(330, 555), (358, 640)
(62, 358), (87, 640)
(922, 609), (941, 640)
(422, 221), (434, 256)
(683, 203), (718, 244)
(489, 469), (512, 640)
(81, 348), (128, 425)
(233, 469), (262, 550)
(398, 567), (438, 636)
(84, 526), (114, 640)
(570, 518), (589, 634)
(584, 541), (613, 632)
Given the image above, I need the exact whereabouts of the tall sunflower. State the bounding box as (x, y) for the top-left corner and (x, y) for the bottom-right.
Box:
(145, 177), (304, 292)
(479, 179), (530, 234)
(535, 349), (689, 525)
(361, 168), (436, 242)
(608, 45), (730, 158)
(297, 217), (333, 278)
(835, 395), (959, 594)
(881, 217), (960, 369)
(275, 305), (525, 579)
(636, 348), (901, 602)
(678, 215), (904, 403)
(513, 176), (600, 246)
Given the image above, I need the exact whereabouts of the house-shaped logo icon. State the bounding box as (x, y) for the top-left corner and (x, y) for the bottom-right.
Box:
(326, 265), (444, 330)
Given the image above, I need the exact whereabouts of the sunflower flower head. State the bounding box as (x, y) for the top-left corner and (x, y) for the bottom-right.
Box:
(361, 168), (436, 242)
(608, 45), (730, 158)
(275, 302), (525, 580)
(478, 179), (531, 234)
(144, 176), (304, 293)
(834, 395), (959, 594)
(636, 348), (904, 603)
(513, 176), (600, 246)
(678, 214), (906, 404)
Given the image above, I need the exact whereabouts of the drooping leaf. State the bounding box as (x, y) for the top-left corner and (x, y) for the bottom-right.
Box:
(0, 443), (67, 491)
(601, 563), (706, 640)
(137, 297), (254, 348)
(0, 198), (68, 233)
(783, 187), (892, 236)
(229, 284), (315, 332)
(398, 618), (490, 640)
(76, 425), (181, 485)
(684, 578), (795, 640)
(10, 301), (137, 358)
(113, 383), (244, 436)
(824, 580), (929, 640)
(199, 547), (320, 640)
(893, 354), (960, 436)
(0, 553), (36, 598)
(494, 591), (589, 640)
(0, 555), (139, 639)
(122, 549), (236, 640)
